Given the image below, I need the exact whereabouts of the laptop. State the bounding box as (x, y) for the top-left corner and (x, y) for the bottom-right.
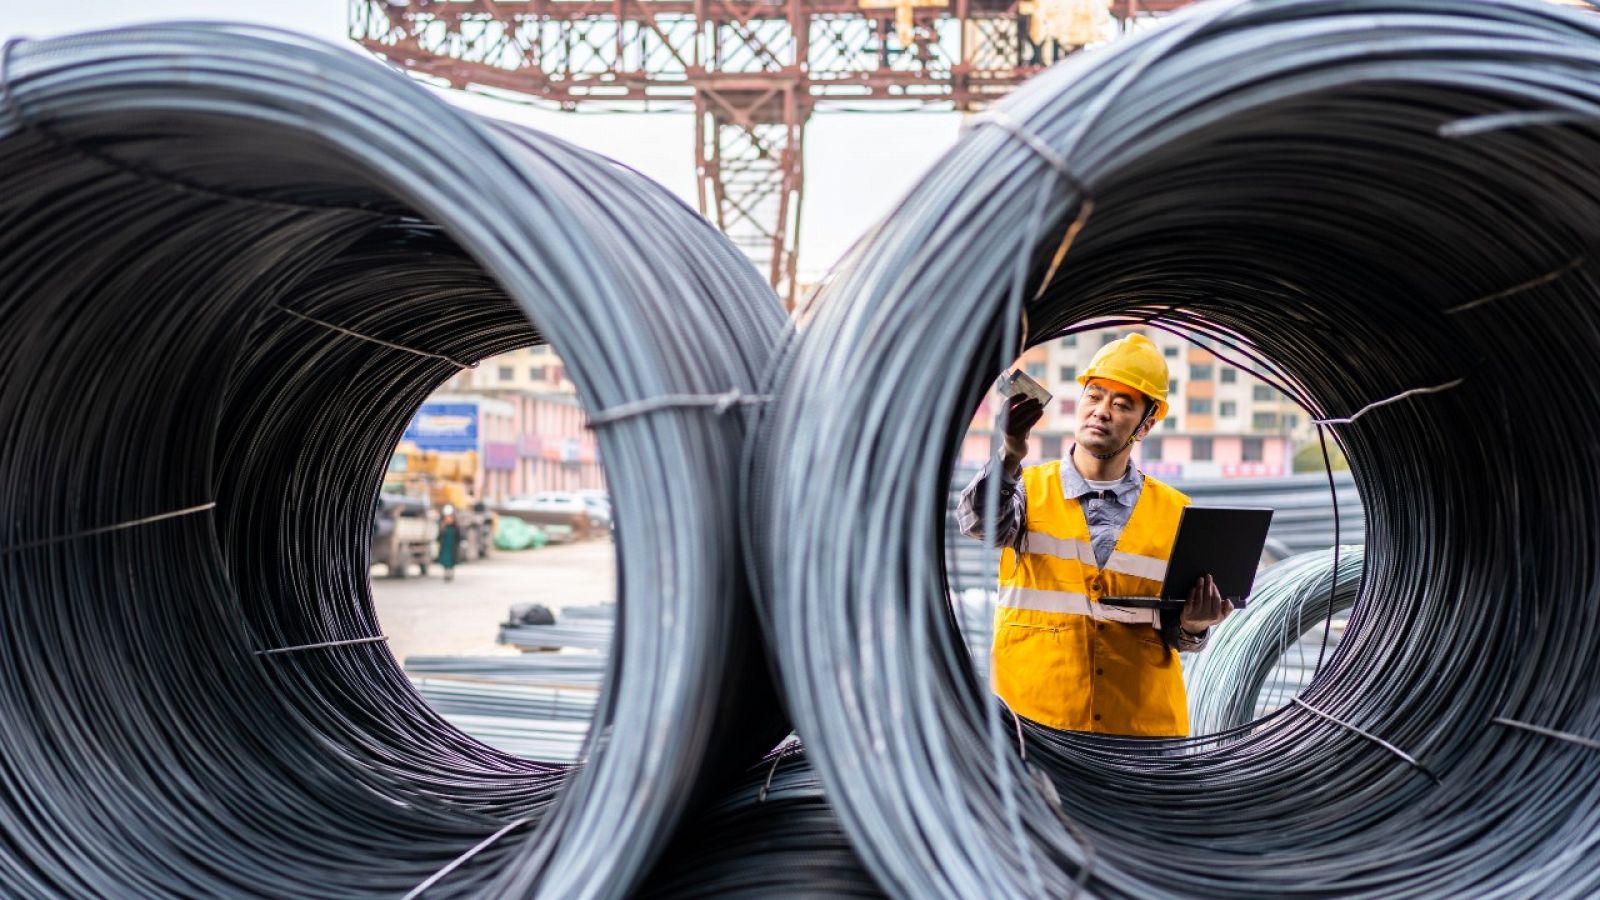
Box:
(1102, 507), (1275, 611)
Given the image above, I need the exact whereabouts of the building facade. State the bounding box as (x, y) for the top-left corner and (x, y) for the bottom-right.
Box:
(961, 326), (1311, 479)
(489, 389), (603, 497)
(404, 385), (603, 502)
(444, 344), (577, 395)
(401, 394), (518, 498)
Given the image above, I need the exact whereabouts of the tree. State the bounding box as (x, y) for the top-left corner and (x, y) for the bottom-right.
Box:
(1293, 438), (1349, 473)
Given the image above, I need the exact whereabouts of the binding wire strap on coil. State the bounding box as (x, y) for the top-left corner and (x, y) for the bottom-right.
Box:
(749, 0), (1600, 895)
(0, 25), (784, 898)
(1183, 547), (1365, 737)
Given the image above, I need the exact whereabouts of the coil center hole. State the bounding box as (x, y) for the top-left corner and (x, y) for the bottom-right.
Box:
(371, 347), (616, 763)
(948, 322), (1366, 745)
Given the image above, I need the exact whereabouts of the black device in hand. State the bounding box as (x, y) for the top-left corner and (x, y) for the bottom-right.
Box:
(997, 369), (1053, 406)
(1103, 507), (1275, 610)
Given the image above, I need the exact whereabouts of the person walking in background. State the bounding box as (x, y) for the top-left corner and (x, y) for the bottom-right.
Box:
(438, 505), (461, 582)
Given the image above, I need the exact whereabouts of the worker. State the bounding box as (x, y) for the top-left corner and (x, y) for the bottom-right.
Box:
(958, 333), (1234, 737)
(438, 505), (461, 583)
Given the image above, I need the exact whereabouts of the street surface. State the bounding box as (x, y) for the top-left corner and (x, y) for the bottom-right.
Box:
(370, 539), (616, 666)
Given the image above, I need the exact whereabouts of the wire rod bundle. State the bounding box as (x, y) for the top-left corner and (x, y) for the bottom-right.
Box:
(641, 745), (883, 898)
(406, 654), (612, 687)
(1183, 547), (1364, 735)
(413, 679), (599, 723)
(217, 222), (567, 819)
(748, 0), (1600, 895)
(0, 23), (783, 898)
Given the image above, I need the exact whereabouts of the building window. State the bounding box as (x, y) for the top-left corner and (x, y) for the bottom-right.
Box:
(1169, 379), (1180, 395)
(1187, 398), (1212, 414)
(1242, 437), (1264, 462)
(1144, 437), (1163, 461)
(1101, 332), (1117, 345)
(1191, 364), (1213, 381)
(1221, 367), (1237, 383)
(1252, 412), (1280, 430)
(1058, 366), (1076, 382)
(1163, 346), (1178, 358)
(1252, 385), (1275, 401)
(1163, 417), (1177, 431)
(1192, 437), (1213, 461)
(1025, 362), (1046, 379)
(552, 366), (565, 384)
(1219, 401), (1237, 417)
(1059, 399), (1076, 415)
(1040, 435), (1063, 459)
(1286, 414), (1299, 428)
(1060, 335), (1077, 348)
(498, 366), (514, 381)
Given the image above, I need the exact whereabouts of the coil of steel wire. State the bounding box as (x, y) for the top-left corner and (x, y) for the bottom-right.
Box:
(0, 23), (783, 898)
(1183, 547), (1364, 736)
(642, 745), (883, 899)
(749, 0), (1600, 895)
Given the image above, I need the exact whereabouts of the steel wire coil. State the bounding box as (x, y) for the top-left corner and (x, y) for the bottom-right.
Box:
(642, 746), (883, 899)
(217, 222), (568, 819)
(749, 0), (1600, 895)
(1183, 548), (1365, 736)
(0, 23), (783, 898)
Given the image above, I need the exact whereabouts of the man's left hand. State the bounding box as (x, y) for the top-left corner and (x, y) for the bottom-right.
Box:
(1180, 574), (1233, 633)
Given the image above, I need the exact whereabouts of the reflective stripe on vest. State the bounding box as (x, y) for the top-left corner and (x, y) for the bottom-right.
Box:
(1020, 530), (1096, 566)
(1021, 530), (1171, 586)
(997, 585), (1159, 626)
(1104, 549), (1168, 583)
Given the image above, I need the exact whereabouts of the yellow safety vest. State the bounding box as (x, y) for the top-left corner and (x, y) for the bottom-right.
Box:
(992, 461), (1192, 736)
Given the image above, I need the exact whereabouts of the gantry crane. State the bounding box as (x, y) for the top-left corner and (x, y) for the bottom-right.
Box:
(350, 0), (1192, 306)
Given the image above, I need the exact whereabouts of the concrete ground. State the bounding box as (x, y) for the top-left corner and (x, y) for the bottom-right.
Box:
(370, 538), (617, 665)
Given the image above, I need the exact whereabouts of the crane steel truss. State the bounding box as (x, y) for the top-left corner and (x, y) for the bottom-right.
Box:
(351, 0), (1189, 305)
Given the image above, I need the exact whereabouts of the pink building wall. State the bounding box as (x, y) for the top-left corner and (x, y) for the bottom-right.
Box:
(505, 392), (603, 497)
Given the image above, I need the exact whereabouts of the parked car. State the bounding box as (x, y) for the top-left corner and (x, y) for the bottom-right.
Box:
(495, 492), (593, 540)
(575, 491), (611, 529)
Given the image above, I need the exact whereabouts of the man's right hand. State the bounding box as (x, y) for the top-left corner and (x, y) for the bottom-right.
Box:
(1000, 394), (1044, 472)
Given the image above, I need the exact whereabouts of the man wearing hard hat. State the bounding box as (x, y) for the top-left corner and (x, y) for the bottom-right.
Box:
(958, 333), (1233, 737)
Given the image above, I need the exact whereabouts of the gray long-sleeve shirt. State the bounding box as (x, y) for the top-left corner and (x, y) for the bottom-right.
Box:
(957, 453), (1209, 652)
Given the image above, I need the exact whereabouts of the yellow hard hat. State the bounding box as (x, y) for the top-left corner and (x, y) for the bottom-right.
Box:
(1076, 333), (1170, 420)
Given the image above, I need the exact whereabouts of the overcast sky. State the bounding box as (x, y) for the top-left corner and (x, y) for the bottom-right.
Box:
(3, 0), (962, 281)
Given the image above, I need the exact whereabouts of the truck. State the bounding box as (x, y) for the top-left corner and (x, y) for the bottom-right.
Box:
(370, 493), (437, 577)
(383, 441), (495, 564)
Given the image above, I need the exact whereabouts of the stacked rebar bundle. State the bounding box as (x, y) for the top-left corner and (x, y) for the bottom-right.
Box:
(0, 24), (783, 898)
(749, 0), (1600, 895)
(412, 679), (599, 723)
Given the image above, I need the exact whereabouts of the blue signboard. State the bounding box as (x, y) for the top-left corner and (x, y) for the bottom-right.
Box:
(402, 402), (479, 452)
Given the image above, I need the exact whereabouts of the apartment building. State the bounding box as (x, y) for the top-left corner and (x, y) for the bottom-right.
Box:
(447, 344), (577, 395)
(482, 389), (603, 496)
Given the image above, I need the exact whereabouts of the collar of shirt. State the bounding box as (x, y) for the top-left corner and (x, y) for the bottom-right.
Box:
(1059, 445), (1143, 506)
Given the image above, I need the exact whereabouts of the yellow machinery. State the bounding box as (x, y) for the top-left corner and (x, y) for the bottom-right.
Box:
(388, 442), (477, 508)
(381, 442), (495, 565)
